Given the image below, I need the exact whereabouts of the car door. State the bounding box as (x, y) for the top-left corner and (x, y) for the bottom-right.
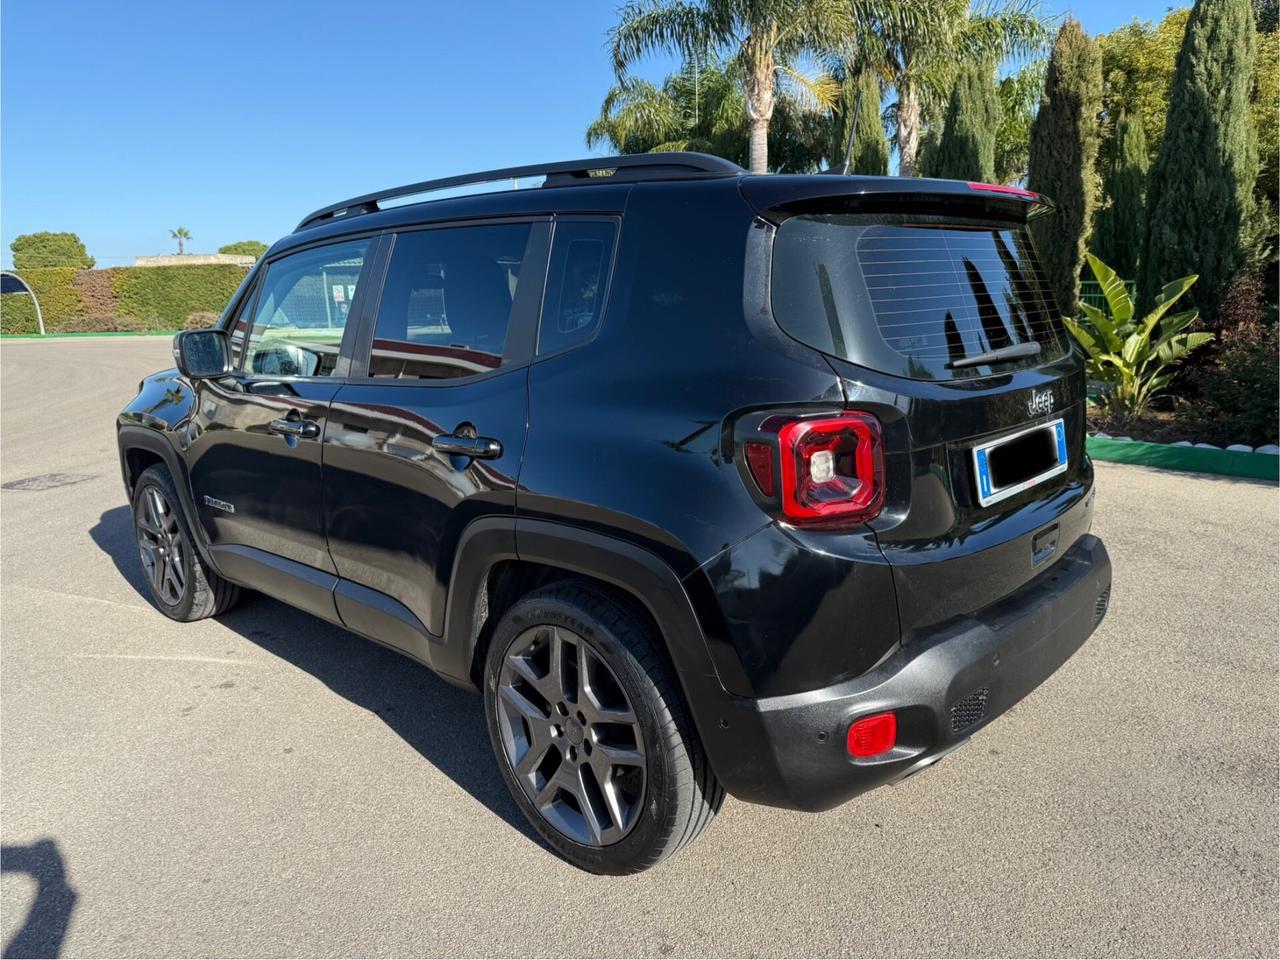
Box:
(186, 235), (378, 620)
(322, 219), (550, 658)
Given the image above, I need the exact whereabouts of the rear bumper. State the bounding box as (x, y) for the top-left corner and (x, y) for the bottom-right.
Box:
(687, 533), (1111, 811)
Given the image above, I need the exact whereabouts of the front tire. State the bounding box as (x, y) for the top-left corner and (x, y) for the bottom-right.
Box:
(483, 582), (722, 873)
(131, 464), (239, 621)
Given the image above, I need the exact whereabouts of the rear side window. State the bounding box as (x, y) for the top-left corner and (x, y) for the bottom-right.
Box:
(369, 223), (534, 379)
(537, 220), (617, 356)
(770, 215), (1068, 380)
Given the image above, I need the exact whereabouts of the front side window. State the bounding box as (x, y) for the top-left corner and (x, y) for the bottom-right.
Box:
(369, 223), (534, 379)
(241, 238), (370, 378)
(537, 221), (616, 356)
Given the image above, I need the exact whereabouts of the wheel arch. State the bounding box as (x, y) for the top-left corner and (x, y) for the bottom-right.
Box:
(440, 519), (724, 696)
(117, 425), (222, 574)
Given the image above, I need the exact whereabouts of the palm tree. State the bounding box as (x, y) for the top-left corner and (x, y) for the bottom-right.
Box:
(170, 227), (192, 255)
(610, 0), (911, 174)
(868, 0), (1051, 176)
(586, 53), (830, 171)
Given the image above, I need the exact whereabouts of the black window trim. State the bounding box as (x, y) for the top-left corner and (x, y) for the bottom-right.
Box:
(532, 214), (623, 364)
(341, 215), (554, 388)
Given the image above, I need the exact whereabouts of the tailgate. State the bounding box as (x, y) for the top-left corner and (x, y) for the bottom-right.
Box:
(760, 185), (1096, 640)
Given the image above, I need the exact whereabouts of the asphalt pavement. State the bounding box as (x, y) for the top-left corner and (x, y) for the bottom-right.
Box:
(2, 336), (1277, 958)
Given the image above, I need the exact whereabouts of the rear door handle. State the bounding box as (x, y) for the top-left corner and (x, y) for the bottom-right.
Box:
(431, 434), (502, 460)
(269, 417), (320, 440)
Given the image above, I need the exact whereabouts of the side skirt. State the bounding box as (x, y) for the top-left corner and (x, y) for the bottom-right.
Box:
(207, 544), (444, 676)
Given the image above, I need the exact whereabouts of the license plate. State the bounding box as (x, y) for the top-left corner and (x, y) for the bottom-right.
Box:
(972, 418), (1067, 507)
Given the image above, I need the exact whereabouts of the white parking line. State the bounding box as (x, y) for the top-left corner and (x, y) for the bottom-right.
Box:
(73, 652), (248, 665)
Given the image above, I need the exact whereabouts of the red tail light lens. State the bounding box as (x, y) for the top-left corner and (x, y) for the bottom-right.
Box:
(847, 711), (897, 758)
(777, 413), (884, 525)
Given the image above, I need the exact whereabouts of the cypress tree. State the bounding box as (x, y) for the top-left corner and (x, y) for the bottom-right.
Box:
(1142, 0), (1258, 319)
(850, 71), (889, 175)
(934, 65), (1001, 182)
(830, 71), (889, 175)
(1027, 19), (1104, 317)
(918, 125), (943, 178)
(1092, 111), (1149, 279)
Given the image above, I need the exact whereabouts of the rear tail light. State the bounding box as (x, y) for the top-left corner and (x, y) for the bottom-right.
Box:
(777, 413), (884, 525)
(847, 711), (897, 757)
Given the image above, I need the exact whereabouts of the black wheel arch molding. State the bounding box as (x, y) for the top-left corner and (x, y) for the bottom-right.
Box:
(117, 423), (225, 579)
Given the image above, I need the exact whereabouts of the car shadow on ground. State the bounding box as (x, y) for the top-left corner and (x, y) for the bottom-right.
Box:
(89, 505), (540, 849)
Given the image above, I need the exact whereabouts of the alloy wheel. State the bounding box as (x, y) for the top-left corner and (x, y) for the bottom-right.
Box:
(496, 624), (646, 846)
(136, 485), (187, 606)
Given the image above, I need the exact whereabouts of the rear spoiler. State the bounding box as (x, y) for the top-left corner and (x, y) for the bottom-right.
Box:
(739, 175), (1054, 226)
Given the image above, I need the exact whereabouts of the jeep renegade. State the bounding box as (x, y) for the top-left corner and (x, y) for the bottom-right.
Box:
(117, 152), (1112, 874)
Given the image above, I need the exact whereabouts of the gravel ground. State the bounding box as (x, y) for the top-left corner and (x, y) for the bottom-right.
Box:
(2, 337), (1277, 958)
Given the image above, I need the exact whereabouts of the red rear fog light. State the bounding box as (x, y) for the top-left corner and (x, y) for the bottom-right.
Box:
(847, 711), (897, 758)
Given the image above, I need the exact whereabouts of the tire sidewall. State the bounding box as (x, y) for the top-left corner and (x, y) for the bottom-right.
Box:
(483, 590), (683, 875)
(131, 470), (197, 620)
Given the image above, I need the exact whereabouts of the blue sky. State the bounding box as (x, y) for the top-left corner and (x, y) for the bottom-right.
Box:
(1, 0), (1177, 268)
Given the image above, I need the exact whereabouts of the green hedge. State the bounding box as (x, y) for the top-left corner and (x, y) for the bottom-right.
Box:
(1, 263), (249, 335)
(0, 268), (85, 333)
(111, 264), (248, 328)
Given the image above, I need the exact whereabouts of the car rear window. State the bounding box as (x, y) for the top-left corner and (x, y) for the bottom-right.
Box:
(770, 214), (1069, 380)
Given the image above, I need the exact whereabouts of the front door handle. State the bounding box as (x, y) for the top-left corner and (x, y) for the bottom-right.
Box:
(269, 417), (320, 440)
(431, 434), (502, 460)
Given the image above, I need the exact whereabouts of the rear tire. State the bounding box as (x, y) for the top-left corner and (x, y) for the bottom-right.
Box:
(131, 464), (240, 621)
(483, 581), (723, 874)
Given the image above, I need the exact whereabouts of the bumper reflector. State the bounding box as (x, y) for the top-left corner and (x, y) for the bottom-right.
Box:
(847, 711), (897, 758)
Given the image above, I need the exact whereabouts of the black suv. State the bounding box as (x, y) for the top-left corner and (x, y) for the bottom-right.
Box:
(117, 153), (1112, 873)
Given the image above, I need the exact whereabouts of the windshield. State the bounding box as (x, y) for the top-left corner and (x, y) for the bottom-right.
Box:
(770, 214), (1069, 380)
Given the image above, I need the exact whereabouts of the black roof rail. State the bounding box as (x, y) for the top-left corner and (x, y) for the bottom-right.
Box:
(295, 152), (745, 232)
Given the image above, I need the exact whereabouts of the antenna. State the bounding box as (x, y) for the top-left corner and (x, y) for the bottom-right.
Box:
(827, 79), (865, 176)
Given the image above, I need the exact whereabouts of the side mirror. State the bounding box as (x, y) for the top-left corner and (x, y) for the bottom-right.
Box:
(172, 329), (231, 379)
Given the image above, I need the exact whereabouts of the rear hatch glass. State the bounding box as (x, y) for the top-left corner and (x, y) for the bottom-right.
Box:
(770, 214), (1069, 380)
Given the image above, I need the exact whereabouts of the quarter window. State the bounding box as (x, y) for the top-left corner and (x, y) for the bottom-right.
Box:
(241, 238), (370, 378)
(538, 221), (616, 356)
(369, 224), (535, 379)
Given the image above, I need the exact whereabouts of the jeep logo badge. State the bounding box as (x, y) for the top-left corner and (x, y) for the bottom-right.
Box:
(1026, 388), (1054, 418)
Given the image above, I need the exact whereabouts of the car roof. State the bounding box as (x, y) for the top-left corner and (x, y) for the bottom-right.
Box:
(268, 152), (1046, 260)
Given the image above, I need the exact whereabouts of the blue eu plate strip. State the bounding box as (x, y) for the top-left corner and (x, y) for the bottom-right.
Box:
(976, 449), (992, 498)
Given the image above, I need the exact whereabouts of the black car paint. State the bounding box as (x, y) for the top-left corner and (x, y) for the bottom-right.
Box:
(118, 167), (1111, 811)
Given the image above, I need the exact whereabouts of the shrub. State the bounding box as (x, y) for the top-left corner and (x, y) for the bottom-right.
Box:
(70, 268), (122, 319)
(56, 315), (151, 333)
(1209, 269), (1265, 334)
(10, 232), (95, 270)
(1, 264), (248, 335)
(112, 264), (248, 328)
(1181, 320), (1279, 445)
(1064, 254), (1213, 419)
(218, 240), (268, 260)
(0, 267), (85, 334)
(0, 296), (41, 334)
(185, 311), (220, 330)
